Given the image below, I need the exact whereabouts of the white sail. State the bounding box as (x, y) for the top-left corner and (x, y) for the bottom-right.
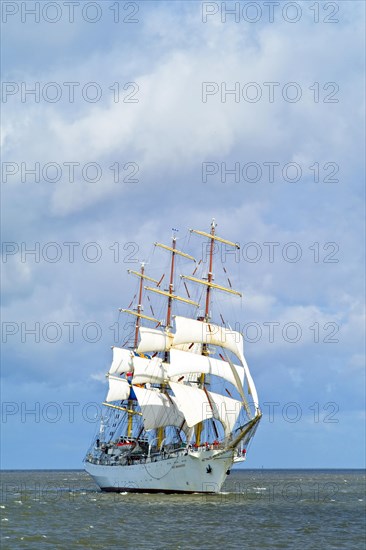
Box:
(132, 356), (167, 385)
(136, 327), (174, 354)
(173, 316), (244, 362)
(169, 382), (213, 427)
(169, 349), (244, 389)
(173, 316), (260, 411)
(108, 347), (134, 375)
(237, 354), (259, 411)
(207, 391), (242, 439)
(108, 350), (168, 384)
(133, 386), (185, 432)
(106, 376), (131, 403)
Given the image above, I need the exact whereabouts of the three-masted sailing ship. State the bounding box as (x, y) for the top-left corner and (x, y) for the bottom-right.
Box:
(84, 221), (261, 493)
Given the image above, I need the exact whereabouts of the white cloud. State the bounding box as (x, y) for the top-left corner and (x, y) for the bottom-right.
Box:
(2, 5), (364, 215)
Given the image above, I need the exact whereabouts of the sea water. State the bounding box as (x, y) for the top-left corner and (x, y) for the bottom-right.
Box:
(1, 469), (365, 549)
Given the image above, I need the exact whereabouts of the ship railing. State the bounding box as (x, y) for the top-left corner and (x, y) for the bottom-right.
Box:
(187, 442), (226, 452)
(148, 446), (188, 462)
(85, 441), (229, 466)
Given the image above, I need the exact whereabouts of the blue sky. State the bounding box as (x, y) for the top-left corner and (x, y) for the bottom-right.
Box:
(1, 1), (365, 469)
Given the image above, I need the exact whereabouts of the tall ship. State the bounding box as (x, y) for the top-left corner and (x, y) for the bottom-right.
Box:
(84, 220), (261, 493)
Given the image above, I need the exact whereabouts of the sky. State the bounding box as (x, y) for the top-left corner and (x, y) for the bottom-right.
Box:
(1, 0), (365, 470)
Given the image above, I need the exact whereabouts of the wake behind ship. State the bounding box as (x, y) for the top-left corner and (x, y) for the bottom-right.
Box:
(84, 220), (261, 493)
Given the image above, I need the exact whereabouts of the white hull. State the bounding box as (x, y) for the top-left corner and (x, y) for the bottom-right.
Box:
(85, 449), (235, 493)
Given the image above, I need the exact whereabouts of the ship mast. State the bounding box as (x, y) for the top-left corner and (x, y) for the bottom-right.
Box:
(166, 235), (177, 329)
(197, 220), (215, 445)
(128, 263), (144, 437)
(121, 268), (161, 329)
(185, 219), (241, 445)
(134, 263), (145, 347)
(120, 262), (160, 438)
(145, 240), (197, 314)
(204, 219), (216, 321)
(145, 231), (197, 447)
(197, 221), (216, 444)
(159, 234), (176, 447)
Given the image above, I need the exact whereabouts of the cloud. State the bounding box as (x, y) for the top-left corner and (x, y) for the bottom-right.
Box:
(2, 4), (364, 216)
